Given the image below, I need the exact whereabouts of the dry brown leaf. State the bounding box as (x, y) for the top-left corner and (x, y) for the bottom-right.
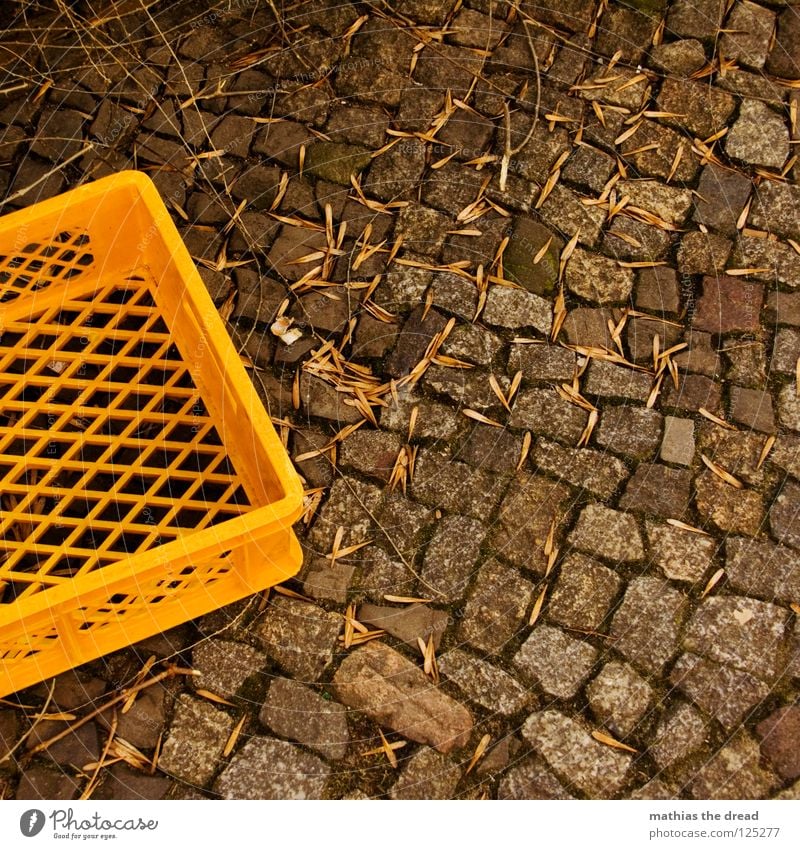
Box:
(383, 594), (432, 604)
(701, 568), (725, 599)
(223, 715), (247, 758)
(463, 409), (503, 427)
(757, 435), (776, 470)
(701, 454), (743, 489)
(195, 689), (236, 707)
(465, 734), (492, 776)
(528, 586), (547, 626)
(591, 729), (638, 754)
(699, 407), (737, 430)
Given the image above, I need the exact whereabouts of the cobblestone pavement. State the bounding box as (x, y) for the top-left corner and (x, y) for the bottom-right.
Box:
(1, 0), (800, 801)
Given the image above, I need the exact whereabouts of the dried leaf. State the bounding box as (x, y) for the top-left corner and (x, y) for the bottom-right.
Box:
(462, 409), (503, 427)
(701, 454), (743, 489)
(591, 730), (638, 754)
(701, 568), (725, 599)
(528, 586), (547, 626)
(465, 734), (492, 776)
(699, 407), (737, 430)
(757, 435), (776, 470)
(195, 689), (236, 707)
(223, 715), (247, 758)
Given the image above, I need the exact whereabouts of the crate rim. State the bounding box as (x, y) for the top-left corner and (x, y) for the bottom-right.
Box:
(0, 170), (304, 629)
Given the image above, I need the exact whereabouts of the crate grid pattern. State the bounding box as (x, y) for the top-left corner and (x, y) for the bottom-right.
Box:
(0, 267), (252, 606)
(0, 172), (303, 700)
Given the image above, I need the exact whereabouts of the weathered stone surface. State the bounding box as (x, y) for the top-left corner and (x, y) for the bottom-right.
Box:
(724, 340), (768, 390)
(619, 464), (693, 519)
(569, 504), (645, 563)
(380, 388), (460, 442)
(649, 38), (707, 75)
(666, 0), (722, 39)
(442, 323), (502, 366)
(768, 291), (800, 327)
(420, 513), (485, 600)
(99, 686), (165, 751)
(611, 577), (688, 674)
(695, 469), (766, 536)
(662, 373), (723, 416)
(389, 747), (461, 800)
(159, 695), (234, 786)
(532, 439), (628, 499)
(424, 364), (508, 411)
(482, 285), (552, 334)
(497, 754), (574, 800)
(660, 416), (695, 466)
(649, 702), (707, 770)
(565, 248), (634, 304)
(26, 719), (99, 768)
(671, 652), (771, 730)
(563, 143), (615, 194)
(491, 472), (573, 572)
(502, 217), (562, 296)
(254, 597), (341, 682)
(539, 184), (606, 247)
(689, 732), (778, 800)
(768, 7), (800, 78)
(657, 78), (735, 139)
(387, 306), (448, 378)
(299, 373), (364, 425)
(619, 180), (693, 227)
(16, 767), (80, 801)
(587, 661), (653, 739)
(358, 603), (448, 650)
(302, 560), (355, 605)
(674, 331), (722, 378)
(684, 596), (788, 682)
(726, 100), (789, 169)
(192, 639), (267, 700)
(259, 678), (350, 760)
(548, 553), (623, 632)
(595, 405), (663, 460)
(332, 642), (473, 753)
(730, 386), (775, 434)
(428, 272), (478, 319)
(647, 521), (716, 584)
(725, 537), (800, 603)
(510, 387), (589, 444)
(692, 275), (763, 335)
(339, 430), (403, 483)
(92, 764), (172, 800)
(308, 476), (382, 552)
(509, 343), (576, 384)
(410, 449), (507, 519)
(750, 181), (800, 242)
(583, 360), (651, 403)
(215, 737), (330, 800)
(514, 625), (598, 699)
(454, 425), (523, 474)
(635, 267), (680, 315)
(522, 711), (632, 798)
(693, 163), (752, 236)
(439, 649), (530, 717)
(719, 1), (776, 71)
(735, 236), (800, 290)
(304, 142), (372, 185)
(756, 706), (800, 781)
(778, 383), (800, 433)
(459, 559), (534, 654)
(677, 230), (731, 276)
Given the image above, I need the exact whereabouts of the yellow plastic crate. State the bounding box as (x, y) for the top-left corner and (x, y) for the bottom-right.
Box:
(0, 171), (303, 698)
